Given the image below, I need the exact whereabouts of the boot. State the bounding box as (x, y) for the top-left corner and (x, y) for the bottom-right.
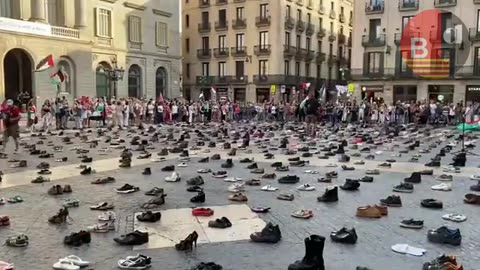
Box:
(336, 145), (345, 154)
(317, 186), (338, 202)
(223, 143), (231, 150)
(228, 148), (237, 156)
(142, 167), (152, 175)
(221, 159), (233, 169)
(425, 160), (440, 167)
(288, 237), (317, 270)
(190, 191), (205, 203)
(158, 148), (169, 156)
(404, 172), (421, 184)
(438, 149), (446, 157)
(180, 150), (189, 157)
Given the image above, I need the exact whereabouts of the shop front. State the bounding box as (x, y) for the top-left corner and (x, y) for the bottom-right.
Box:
(256, 88), (270, 103)
(428, 85), (454, 104)
(361, 85), (384, 102)
(393, 85), (417, 103)
(465, 85), (480, 104)
(234, 88), (246, 103)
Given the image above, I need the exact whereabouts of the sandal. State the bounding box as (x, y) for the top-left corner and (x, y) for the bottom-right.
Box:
(5, 234), (29, 247)
(0, 261), (14, 270)
(52, 259), (80, 270)
(7, 196), (23, 203)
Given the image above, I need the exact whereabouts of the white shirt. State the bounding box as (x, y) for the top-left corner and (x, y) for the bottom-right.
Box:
(157, 105), (164, 113)
(172, 105), (178, 114)
(147, 104), (154, 114)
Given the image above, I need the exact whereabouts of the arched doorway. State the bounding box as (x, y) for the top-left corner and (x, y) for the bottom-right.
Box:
(96, 62), (111, 97)
(156, 67), (167, 98)
(128, 65), (142, 98)
(3, 48), (34, 101)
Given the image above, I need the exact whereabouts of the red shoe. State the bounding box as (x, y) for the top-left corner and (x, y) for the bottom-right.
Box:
(192, 208), (214, 216)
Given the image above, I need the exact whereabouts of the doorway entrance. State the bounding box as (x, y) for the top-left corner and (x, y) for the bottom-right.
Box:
(3, 48), (34, 101)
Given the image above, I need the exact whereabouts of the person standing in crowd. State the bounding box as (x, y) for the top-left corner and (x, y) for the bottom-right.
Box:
(123, 100), (130, 127)
(171, 102), (178, 123)
(41, 99), (52, 132)
(1, 99), (21, 153)
(72, 100), (83, 130)
(146, 99), (155, 124)
(155, 101), (164, 124)
(26, 99), (37, 132)
(304, 94), (319, 137)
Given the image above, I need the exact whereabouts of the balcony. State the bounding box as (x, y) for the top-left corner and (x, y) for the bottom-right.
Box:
(285, 16), (295, 30)
(51, 26), (80, 39)
(316, 52), (326, 63)
(318, 5), (325, 14)
(231, 46), (247, 57)
(197, 49), (212, 59)
(296, 0), (304, 5)
(365, 1), (384, 14)
(196, 76), (215, 85)
(361, 34), (386, 47)
(256, 16), (271, 27)
(339, 13), (345, 23)
(254, 45), (272, 56)
(399, 0), (419, 11)
(213, 48), (230, 58)
(295, 48), (308, 60)
(198, 22), (211, 33)
(305, 50), (315, 62)
(284, 45), (297, 57)
(328, 32), (336, 42)
(317, 28), (326, 39)
(232, 18), (247, 29)
(296, 20), (305, 33)
(253, 75), (293, 85)
(338, 33), (346, 44)
(329, 10), (336, 19)
(434, 0), (456, 7)
(233, 0), (245, 2)
(328, 55), (337, 66)
(199, 0), (210, 8)
(216, 76), (229, 84)
(216, 0), (227, 5)
(470, 28), (480, 42)
(228, 75), (249, 84)
(215, 21), (228, 31)
(349, 17), (353, 26)
(306, 23), (315, 36)
(347, 36), (352, 47)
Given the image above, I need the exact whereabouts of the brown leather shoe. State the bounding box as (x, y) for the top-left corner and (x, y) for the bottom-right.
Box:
(356, 205), (381, 218)
(464, 193), (480, 205)
(374, 204), (388, 215)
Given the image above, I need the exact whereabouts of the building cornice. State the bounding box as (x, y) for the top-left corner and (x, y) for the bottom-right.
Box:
(153, 9), (172, 17)
(123, 2), (146, 11)
(99, 0), (118, 3)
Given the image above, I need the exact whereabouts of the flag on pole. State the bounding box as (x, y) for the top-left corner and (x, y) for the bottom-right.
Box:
(51, 69), (65, 85)
(199, 92), (204, 100)
(210, 87), (217, 103)
(35, 54), (54, 72)
(157, 93), (164, 104)
(210, 87), (216, 94)
(318, 83), (326, 101)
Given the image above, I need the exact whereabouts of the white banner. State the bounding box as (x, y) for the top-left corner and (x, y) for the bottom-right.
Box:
(0, 17), (51, 37)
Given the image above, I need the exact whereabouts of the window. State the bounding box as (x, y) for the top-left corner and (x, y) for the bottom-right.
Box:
(329, 43), (333, 55)
(316, 64), (321, 78)
(286, 5), (291, 17)
(236, 33), (245, 47)
(186, 38), (190, 53)
(369, 18), (381, 37)
(307, 13), (311, 24)
(218, 35), (226, 49)
(368, 52), (382, 73)
(186, 63), (190, 78)
(305, 63), (310, 77)
(57, 59), (73, 94)
(128, 16), (142, 43)
(236, 7), (244, 19)
(475, 47), (480, 75)
(306, 37), (311, 50)
(0, 0), (12, 18)
(235, 61), (245, 76)
(185, 14), (189, 28)
(330, 21), (333, 32)
(202, 37), (210, 49)
(296, 9), (302, 20)
(319, 17), (323, 28)
(202, 62), (210, 76)
(477, 10), (480, 31)
(295, 62), (300, 76)
(296, 34), (301, 48)
(285, 32), (290, 46)
(259, 60), (268, 75)
(284, 60), (290, 75)
(260, 31), (269, 47)
(340, 6), (344, 15)
(96, 8), (112, 37)
(340, 25), (344, 34)
(219, 9), (226, 24)
(399, 50), (409, 73)
(318, 40), (322, 52)
(218, 62), (226, 77)
(156, 22), (168, 47)
(260, 4), (268, 17)
(402, 16), (414, 30)
(330, 1), (334, 10)
(201, 11), (209, 24)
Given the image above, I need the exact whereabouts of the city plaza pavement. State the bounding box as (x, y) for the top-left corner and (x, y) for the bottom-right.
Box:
(0, 125), (479, 270)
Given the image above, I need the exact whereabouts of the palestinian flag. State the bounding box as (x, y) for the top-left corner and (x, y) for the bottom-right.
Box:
(35, 54), (54, 72)
(51, 69), (65, 85)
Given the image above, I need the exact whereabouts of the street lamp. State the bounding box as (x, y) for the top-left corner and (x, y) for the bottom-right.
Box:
(104, 58), (124, 98)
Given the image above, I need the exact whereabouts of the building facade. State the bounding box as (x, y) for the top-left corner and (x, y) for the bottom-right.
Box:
(352, 0), (480, 105)
(0, 0), (181, 103)
(182, 0), (353, 103)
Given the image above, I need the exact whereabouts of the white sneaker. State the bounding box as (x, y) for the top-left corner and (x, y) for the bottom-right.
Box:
(470, 175), (480, 180)
(87, 221), (115, 233)
(441, 213), (467, 222)
(224, 177), (243, 182)
(297, 184), (316, 191)
(261, 184), (278, 191)
(150, 157), (166, 162)
(178, 157), (190, 162)
(165, 172), (181, 182)
(98, 211), (116, 221)
(431, 183), (452, 191)
(325, 163), (337, 167)
(304, 170), (320, 174)
(442, 166), (460, 173)
(228, 183), (245, 193)
(177, 162), (188, 167)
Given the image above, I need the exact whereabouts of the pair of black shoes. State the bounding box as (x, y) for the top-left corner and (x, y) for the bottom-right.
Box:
(114, 230), (149, 245)
(64, 230), (91, 247)
(340, 179), (360, 191)
(208, 217), (232, 229)
(191, 262), (223, 270)
(137, 211), (161, 222)
(191, 191), (205, 203)
(330, 227), (357, 244)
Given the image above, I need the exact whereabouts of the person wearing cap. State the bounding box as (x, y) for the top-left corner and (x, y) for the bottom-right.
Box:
(1, 99), (21, 153)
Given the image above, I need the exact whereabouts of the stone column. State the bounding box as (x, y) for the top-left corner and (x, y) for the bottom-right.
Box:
(74, 0), (87, 28)
(30, 0), (46, 22)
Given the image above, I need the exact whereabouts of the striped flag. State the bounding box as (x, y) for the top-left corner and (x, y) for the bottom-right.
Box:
(405, 58), (450, 79)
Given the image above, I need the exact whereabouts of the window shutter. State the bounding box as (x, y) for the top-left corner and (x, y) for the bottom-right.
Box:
(94, 7), (99, 36)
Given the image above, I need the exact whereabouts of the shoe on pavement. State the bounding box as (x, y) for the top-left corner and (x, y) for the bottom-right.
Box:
(115, 184), (140, 194)
(427, 226), (461, 246)
(431, 183), (452, 191)
(291, 209), (313, 219)
(393, 183), (414, 193)
(261, 185), (278, 192)
(435, 174), (453, 181)
(399, 219), (424, 229)
(380, 195), (402, 207)
(297, 184), (316, 191)
(442, 213), (467, 223)
(165, 172), (181, 182)
(421, 199), (443, 209)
